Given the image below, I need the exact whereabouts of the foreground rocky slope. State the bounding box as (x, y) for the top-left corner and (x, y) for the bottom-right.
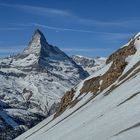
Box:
(0, 29), (88, 139)
(16, 33), (140, 140)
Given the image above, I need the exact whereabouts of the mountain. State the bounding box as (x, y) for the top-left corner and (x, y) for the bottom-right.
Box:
(16, 33), (140, 140)
(72, 55), (106, 74)
(0, 29), (88, 139)
(0, 100), (43, 140)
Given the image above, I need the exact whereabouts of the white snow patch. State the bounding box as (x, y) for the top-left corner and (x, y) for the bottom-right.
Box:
(123, 36), (140, 74)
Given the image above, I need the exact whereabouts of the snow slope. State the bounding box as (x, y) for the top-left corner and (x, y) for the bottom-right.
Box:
(16, 33), (140, 140)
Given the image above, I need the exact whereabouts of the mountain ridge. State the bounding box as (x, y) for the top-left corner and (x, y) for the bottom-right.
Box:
(72, 55), (106, 75)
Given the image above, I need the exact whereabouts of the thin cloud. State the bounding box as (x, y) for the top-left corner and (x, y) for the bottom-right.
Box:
(0, 3), (72, 17)
(1, 3), (140, 29)
(14, 22), (132, 43)
(1, 3), (139, 28)
(98, 32), (133, 42)
(11, 22), (133, 40)
(77, 18), (140, 27)
(0, 27), (27, 31)
(0, 46), (25, 53)
(32, 23), (133, 41)
(33, 23), (102, 34)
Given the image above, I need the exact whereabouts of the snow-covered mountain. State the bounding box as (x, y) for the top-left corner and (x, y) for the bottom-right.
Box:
(72, 55), (106, 74)
(16, 33), (140, 140)
(0, 29), (88, 139)
(0, 99), (44, 140)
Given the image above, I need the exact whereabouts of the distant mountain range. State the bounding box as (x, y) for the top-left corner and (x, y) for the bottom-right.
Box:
(72, 55), (106, 75)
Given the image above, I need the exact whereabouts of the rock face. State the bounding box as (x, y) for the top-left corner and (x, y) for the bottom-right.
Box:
(54, 88), (75, 118)
(54, 33), (139, 120)
(80, 40), (136, 95)
(0, 104), (45, 140)
(23, 29), (44, 55)
(72, 55), (106, 75)
(0, 29), (88, 139)
(72, 55), (96, 68)
(16, 33), (140, 140)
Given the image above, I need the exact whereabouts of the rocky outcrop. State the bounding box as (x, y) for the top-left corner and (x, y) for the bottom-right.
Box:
(72, 55), (106, 75)
(23, 29), (46, 56)
(0, 112), (45, 140)
(22, 88), (33, 101)
(80, 38), (136, 95)
(55, 36), (137, 118)
(80, 76), (101, 95)
(72, 55), (95, 68)
(54, 88), (75, 118)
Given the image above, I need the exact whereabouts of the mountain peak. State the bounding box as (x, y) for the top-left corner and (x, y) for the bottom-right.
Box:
(34, 29), (43, 35)
(23, 29), (48, 55)
(22, 30), (85, 71)
(34, 29), (46, 40)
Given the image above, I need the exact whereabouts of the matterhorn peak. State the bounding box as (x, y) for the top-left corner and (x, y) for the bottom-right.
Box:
(23, 29), (48, 55)
(33, 29), (47, 40)
(22, 29), (83, 70)
(34, 29), (43, 35)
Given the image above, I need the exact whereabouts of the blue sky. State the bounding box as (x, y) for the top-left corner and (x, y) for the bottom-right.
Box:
(0, 0), (140, 58)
